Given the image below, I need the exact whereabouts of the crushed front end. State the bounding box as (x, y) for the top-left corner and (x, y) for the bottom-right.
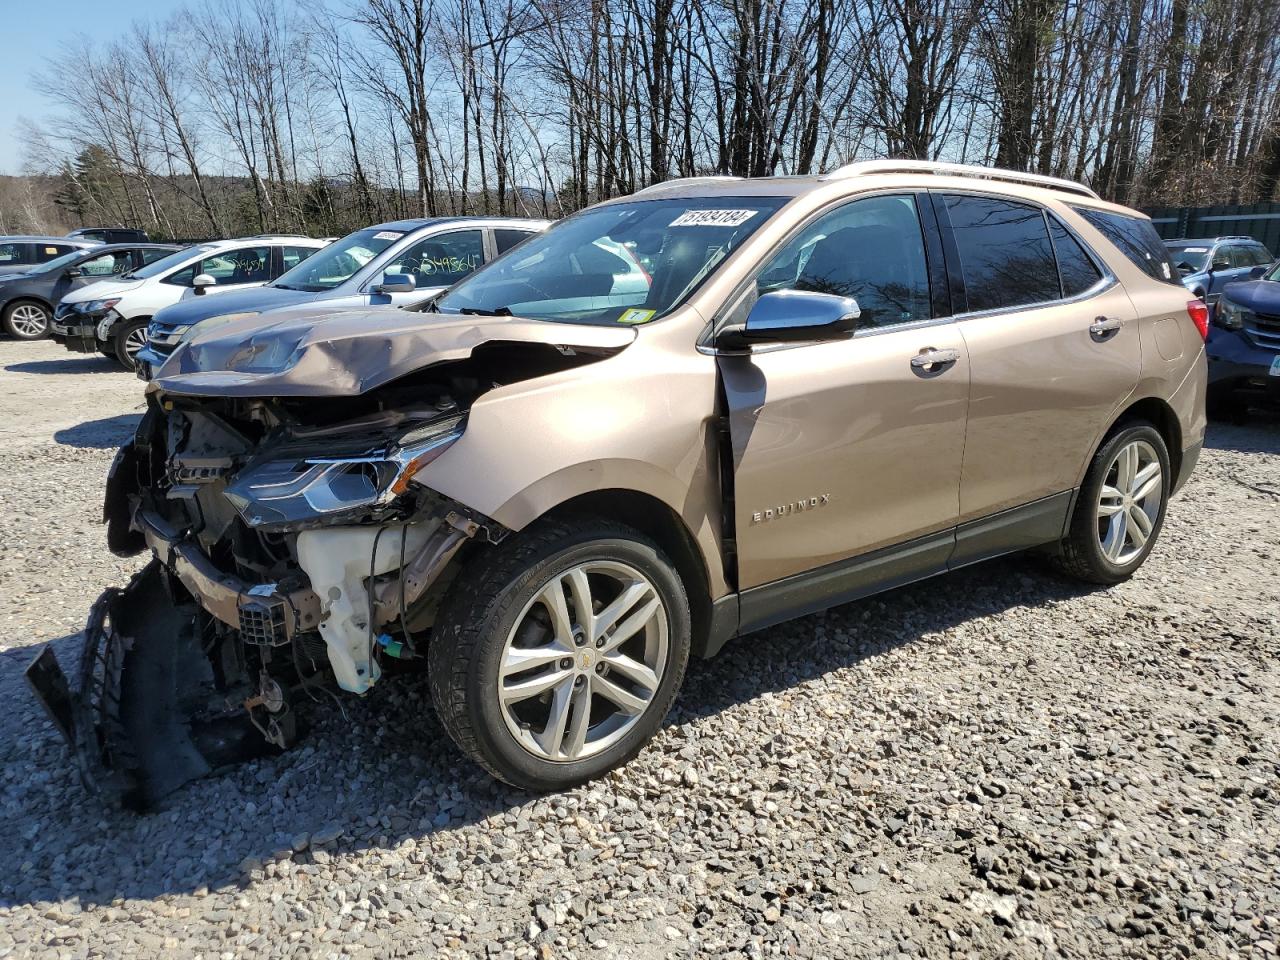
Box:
(27, 376), (500, 809)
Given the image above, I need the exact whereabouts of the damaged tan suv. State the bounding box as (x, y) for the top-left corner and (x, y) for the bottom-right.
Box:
(28, 161), (1207, 807)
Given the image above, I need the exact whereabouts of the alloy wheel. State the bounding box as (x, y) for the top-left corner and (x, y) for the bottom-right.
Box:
(123, 326), (149, 361)
(497, 560), (668, 762)
(9, 304), (49, 338)
(1095, 439), (1163, 565)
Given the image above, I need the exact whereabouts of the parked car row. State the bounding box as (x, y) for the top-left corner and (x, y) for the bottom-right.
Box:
(1163, 235), (1280, 416)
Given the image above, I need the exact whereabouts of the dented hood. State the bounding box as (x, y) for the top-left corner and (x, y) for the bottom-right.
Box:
(151, 307), (637, 397)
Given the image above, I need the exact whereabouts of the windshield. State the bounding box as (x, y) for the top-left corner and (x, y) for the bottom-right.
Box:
(125, 244), (209, 280)
(272, 228), (399, 291)
(432, 196), (788, 324)
(1166, 244), (1211, 274)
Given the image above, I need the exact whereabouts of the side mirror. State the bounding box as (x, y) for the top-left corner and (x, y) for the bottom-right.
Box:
(192, 273), (216, 296)
(1211, 257), (1231, 272)
(375, 271), (416, 294)
(65, 267), (82, 279)
(716, 289), (860, 350)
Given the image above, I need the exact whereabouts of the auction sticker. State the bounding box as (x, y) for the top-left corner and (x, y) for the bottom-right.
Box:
(670, 209), (757, 227)
(618, 308), (656, 324)
(373, 231), (405, 241)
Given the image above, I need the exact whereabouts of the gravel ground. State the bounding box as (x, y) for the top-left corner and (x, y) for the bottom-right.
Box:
(1, 337), (1277, 960)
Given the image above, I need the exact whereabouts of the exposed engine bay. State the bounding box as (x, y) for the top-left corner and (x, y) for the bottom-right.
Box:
(26, 328), (629, 809)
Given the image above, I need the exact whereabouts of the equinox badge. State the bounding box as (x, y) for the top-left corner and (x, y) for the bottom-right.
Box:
(752, 494), (831, 523)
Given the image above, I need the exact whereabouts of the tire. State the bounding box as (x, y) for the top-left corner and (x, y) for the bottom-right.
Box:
(113, 319), (149, 370)
(428, 517), (691, 791)
(1054, 422), (1171, 585)
(2, 300), (52, 340)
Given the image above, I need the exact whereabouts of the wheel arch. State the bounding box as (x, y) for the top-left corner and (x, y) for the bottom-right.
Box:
(3, 295), (54, 313)
(538, 489), (717, 655)
(1089, 395), (1183, 488)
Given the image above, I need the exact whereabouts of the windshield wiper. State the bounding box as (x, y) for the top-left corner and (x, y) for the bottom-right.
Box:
(459, 306), (512, 316)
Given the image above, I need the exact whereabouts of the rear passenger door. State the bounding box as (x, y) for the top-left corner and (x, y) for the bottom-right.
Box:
(936, 193), (1140, 544)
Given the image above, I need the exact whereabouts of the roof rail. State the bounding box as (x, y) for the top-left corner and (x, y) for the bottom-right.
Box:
(821, 159), (1100, 200)
(632, 176), (742, 196)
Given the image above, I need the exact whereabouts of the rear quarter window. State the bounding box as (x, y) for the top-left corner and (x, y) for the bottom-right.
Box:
(1071, 207), (1180, 286)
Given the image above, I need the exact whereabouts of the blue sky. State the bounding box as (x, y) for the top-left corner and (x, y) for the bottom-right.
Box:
(0, 1), (174, 174)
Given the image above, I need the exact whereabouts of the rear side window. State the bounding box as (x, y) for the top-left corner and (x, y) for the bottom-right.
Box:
(1072, 207), (1179, 285)
(0, 243), (24, 264)
(495, 229), (535, 254)
(282, 245), (317, 271)
(140, 248), (173, 265)
(944, 195), (1058, 312)
(1248, 245), (1272, 266)
(36, 243), (75, 262)
(1047, 217), (1103, 297)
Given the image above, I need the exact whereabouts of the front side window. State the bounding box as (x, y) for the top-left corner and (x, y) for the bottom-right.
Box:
(1227, 245), (1254, 269)
(1073, 206), (1180, 285)
(386, 230), (484, 286)
(78, 251), (132, 276)
(433, 196), (787, 324)
(1047, 216), (1104, 298)
(273, 228), (405, 292)
(34, 248), (88, 273)
(162, 246), (271, 287)
(944, 195), (1059, 312)
(755, 194), (932, 329)
(1250, 245), (1274, 267)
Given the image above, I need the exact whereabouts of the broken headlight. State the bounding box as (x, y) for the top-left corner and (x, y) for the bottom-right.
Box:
(223, 416), (464, 528)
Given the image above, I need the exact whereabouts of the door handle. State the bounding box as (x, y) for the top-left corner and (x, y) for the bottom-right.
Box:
(1089, 316), (1122, 341)
(910, 347), (960, 372)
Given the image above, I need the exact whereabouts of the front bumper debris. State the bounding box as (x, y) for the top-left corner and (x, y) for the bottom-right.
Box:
(24, 562), (286, 810)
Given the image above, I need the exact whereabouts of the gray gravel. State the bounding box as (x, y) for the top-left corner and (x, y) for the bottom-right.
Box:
(1, 337), (1278, 960)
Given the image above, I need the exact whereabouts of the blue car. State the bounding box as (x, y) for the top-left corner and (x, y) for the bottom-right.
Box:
(1164, 236), (1273, 305)
(1205, 258), (1280, 414)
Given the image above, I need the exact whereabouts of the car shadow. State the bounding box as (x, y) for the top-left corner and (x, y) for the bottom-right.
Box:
(4, 356), (124, 375)
(1203, 411), (1279, 455)
(0, 554), (1098, 909)
(52, 414), (143, 450)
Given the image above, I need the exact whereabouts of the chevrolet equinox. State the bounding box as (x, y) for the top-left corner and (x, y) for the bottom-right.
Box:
(27, 161), (1207, 807)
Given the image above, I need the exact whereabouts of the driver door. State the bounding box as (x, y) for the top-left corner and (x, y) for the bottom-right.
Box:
(718, 194), (968, 625)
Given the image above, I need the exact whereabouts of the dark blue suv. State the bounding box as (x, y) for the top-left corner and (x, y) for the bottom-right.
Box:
(1164, 236), (1273, 305)
(1205, 255), (1280, 415)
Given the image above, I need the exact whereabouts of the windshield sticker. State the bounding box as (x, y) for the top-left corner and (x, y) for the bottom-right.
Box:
(1181, 246), (1208, 253)
(45, 247), (58, 255)
(373, 231), (404, 241)
(617, 308), (656, 325)
(670, 209), (758, 228)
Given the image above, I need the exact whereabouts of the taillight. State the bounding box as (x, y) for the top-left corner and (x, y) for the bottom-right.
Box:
(1187, 299), (1209, 340)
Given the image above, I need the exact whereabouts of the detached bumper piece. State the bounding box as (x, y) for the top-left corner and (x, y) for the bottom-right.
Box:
(24, 561), (285, 811)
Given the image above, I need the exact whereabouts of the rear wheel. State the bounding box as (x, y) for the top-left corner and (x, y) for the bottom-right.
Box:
(428, 518), (691, 790)
(1054, 423), (1170, 585)
(113, 319), (149, 370)
(2, 301), (51, 340)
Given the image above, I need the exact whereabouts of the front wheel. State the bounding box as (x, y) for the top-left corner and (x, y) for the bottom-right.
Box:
(1054, 423), (1171, 585)
(2, 301), (51, 340)
(113, 319), (149, 370)
(428, 518), (691, 790)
